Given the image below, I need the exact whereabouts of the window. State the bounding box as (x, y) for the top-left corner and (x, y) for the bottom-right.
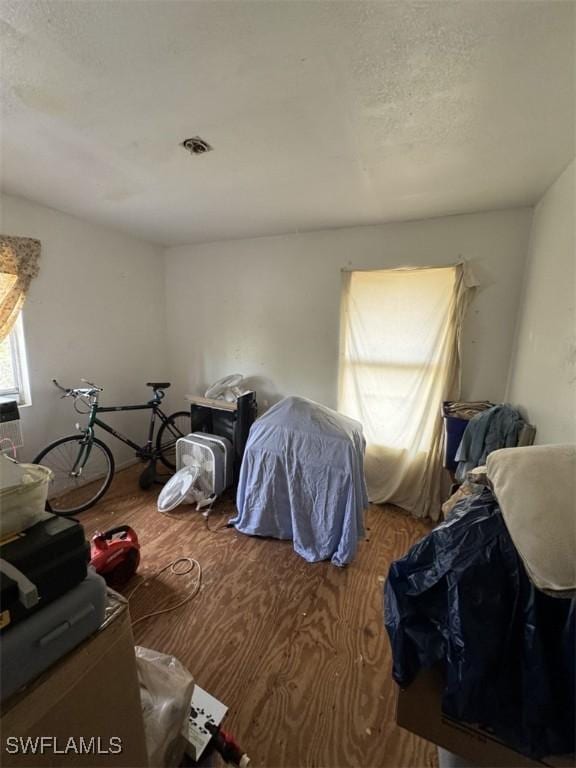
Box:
(0, 314), (31, 405)
(339, 267), (457, 453)
(338, 265), (470, 517)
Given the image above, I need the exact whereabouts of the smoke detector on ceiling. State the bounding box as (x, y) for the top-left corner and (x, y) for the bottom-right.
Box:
(181, 137), (213, 155)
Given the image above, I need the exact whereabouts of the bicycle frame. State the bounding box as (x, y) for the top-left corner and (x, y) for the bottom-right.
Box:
(74, 398), (176, 471)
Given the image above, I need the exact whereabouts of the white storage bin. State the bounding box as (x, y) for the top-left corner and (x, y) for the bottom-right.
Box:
(0, 460), (53, 537)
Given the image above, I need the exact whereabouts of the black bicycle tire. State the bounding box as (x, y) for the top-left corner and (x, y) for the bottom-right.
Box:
(156, 411), (191, 470)
(33, 435), (116, 516)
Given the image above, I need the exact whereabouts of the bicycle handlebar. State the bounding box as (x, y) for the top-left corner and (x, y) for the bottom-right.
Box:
(80, 378), (103, 391)
(53, 379), (103, 399)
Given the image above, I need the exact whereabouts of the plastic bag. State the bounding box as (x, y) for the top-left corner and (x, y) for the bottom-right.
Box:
(135, 646), (194, 767)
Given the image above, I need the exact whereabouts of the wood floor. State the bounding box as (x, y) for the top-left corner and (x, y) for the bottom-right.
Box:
(83, 466), (437, 768)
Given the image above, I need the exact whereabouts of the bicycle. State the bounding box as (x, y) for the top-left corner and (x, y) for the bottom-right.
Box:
(33, 379), (191, 516)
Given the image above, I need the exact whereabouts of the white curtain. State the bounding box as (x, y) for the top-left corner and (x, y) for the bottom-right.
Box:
(338, 264), (475, 519)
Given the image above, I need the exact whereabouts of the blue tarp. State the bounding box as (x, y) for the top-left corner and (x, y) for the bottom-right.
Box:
(384, 488), (575, 760)
(230, 396), (368, 566)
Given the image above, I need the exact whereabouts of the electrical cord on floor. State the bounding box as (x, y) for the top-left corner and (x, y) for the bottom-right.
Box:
(127, 556), (202, 627)
(204, 511), (233, 533)
(157, 507), (193, 521)
(157, 504), (232, 533)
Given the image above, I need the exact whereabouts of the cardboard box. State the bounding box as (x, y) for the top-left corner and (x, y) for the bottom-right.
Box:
(1, 596), (148, 767)
(396, 667), (573, 768)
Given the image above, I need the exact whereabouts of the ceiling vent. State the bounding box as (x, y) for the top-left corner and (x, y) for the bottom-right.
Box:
(181, 137), (213, 155)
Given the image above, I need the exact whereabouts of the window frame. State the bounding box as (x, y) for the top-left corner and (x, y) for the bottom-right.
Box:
(0, 314), (31, 406)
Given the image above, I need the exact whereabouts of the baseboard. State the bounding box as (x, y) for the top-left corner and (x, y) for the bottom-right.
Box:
(115, 457), (141, 472)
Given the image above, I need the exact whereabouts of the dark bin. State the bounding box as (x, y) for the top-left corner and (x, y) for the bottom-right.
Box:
(442, 402), (468, 471)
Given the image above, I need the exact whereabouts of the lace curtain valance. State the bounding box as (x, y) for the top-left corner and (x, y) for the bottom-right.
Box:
(0, 235), (41, 342)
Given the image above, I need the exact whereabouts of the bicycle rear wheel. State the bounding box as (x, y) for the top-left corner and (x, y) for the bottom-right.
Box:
(33, 435), (115, 515)
(156, 411), (192, 470)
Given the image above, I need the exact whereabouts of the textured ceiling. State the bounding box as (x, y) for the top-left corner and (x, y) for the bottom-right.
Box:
(1, 0), (574, 246)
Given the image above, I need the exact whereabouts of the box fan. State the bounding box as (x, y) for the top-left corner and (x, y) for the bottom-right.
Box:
(157, 433), (232, 514)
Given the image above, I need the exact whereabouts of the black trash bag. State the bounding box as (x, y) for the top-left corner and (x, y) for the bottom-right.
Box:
(384, 488), (575, 760)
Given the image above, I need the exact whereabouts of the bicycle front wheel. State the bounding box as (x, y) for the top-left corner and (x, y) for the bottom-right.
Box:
(33, 435), (115, 515)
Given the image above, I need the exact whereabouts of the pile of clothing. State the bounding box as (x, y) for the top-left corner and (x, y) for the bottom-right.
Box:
(385, 445), (575, 761)
(442, 400), (493, 420)
(454, 403), (527, 480)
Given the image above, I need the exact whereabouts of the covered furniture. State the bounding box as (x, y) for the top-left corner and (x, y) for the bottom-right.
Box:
(231, 396), (368, 566)
(385, 446), (576, 762)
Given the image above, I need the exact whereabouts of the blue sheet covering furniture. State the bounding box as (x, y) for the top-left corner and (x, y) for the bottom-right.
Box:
(230, 396), (368, 566)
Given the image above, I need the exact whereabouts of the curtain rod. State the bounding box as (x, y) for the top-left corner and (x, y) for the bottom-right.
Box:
(340, 261), (465, 273)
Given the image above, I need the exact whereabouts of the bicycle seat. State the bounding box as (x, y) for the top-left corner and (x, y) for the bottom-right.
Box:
(146, 382), (171, 389)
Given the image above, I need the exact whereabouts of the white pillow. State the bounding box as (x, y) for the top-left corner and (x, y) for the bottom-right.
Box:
(486, 444), (576, 596)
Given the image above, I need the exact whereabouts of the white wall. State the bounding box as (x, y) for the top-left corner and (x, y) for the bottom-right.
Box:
(1, 193), (542, 466)
(164, 208), (532, 412)
(506, 161), (576, 443)
(0, 194), (167, 464)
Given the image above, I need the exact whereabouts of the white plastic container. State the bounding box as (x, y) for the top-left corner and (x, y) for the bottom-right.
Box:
(0, 461), (53, 537)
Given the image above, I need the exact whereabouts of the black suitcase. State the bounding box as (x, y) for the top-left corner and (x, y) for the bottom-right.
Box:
(0, 515), (89, 631)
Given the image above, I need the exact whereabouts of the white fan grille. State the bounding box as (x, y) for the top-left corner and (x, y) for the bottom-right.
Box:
(0, 420), (24, 455)
(176, 437), (215, 495)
